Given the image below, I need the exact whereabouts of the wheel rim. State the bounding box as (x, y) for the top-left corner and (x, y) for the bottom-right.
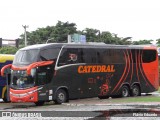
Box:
(133, 87), (139, 96)
(58, 93), (65, 101)
(122, 87), (128, 97)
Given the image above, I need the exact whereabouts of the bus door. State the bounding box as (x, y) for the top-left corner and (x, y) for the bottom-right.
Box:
(37, 48), (60, 101)
(36, 65), (54, 101)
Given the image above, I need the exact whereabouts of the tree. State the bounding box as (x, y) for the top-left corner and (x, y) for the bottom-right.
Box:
(119, 37), (132, 45)
(81, 28), (100, 42)
(20, 21), (77, 45)
(156, 38), (160, 46)
(132, 40), (153, 45)
(0, 46), (18, 54)
(49, 21), (77, 43)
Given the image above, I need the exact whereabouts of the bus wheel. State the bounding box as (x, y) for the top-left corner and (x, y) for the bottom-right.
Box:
(55, 89), (67, 104)
(121, 85), (129, 97)
(131, 85), (140, 96)
(34, 101), (45, 106)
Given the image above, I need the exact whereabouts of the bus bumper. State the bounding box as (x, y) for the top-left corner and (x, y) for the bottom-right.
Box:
(10, 87), (38, 103)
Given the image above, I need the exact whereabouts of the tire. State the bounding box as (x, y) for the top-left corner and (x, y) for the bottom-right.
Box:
(98, 96), (109, 99)
(121, 85), (130, 97)
(34, 101), (45, 106)
(131, 85), (140, 96)
(54, 89), (67, 104)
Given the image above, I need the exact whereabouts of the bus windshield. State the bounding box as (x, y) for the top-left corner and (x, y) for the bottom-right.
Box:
(10, 69), (36, 89)
(13, 49), (39, 65)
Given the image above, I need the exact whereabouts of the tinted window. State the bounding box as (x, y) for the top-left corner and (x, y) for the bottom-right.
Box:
(82, 48), (97, 63)
(142, 50), (156, 63)
(37, 65), (53, 85)
(97, 49), (125, 64)
(58, 48), (83, 66)
(40, 48), (60, 61)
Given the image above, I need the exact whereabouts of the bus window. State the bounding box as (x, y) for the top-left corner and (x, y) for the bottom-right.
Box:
(13, 50), (39, 65)
(81, 48), (97, 64)
(37, 66), (53, 85)
(40, 48), (60, 61)
(58, 48), (83, 66)
(37, 72), (46, 85)
(142, 50), (156, 63)
(97, 49), (125, 64)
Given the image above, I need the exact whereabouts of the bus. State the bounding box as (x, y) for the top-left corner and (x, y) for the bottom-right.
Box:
(0, 54), (14, 102)
(1, 43), (159, 106)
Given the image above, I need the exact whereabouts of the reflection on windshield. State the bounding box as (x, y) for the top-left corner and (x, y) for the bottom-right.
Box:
(13, 49), (39, 65)
(11, 69), (36, 89)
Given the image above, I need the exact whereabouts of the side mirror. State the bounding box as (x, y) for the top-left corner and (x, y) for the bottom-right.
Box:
(1, 64), (12, 77)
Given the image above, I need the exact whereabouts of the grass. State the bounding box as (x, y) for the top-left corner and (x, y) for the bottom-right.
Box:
(108, 96), (160, 103)
(108, 87), (160, 103)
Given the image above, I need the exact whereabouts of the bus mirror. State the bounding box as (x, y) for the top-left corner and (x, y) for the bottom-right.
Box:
(1, 64), (12, 77)
(26, 61), (54, 75)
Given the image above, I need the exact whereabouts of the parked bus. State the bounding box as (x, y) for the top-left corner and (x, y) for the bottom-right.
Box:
(1, 43), (159, 105)
(0, 54), (14, 102)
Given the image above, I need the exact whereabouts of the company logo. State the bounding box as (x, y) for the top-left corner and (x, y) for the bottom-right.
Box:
(78, 65), (115, 73)
(1, 112), (42, 118)
(2, 112), (11, 117)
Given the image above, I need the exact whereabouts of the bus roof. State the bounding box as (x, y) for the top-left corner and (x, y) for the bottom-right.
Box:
(19, 43), (157, 51)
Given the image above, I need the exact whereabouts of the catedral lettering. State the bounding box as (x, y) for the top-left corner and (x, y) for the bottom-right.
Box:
(0, 43), (159, 106)
(78, 65), (115, 73)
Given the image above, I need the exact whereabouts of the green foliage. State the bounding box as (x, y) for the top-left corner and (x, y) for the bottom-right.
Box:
(109, 95), (160, 103)
(20, 21), (77, 45)
(156, 38), (160, 46)
(0, 46), (19, 54)
(82, 28), (100, 42)
(132, 40), (153, 45)
(18, 20), (157, 46)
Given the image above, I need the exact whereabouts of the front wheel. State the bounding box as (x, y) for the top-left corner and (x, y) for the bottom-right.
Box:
(121, 85), (130, 97)
(54, 89), (67, 104)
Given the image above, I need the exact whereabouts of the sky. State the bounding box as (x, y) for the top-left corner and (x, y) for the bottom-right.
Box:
(0, 0), (160, 43)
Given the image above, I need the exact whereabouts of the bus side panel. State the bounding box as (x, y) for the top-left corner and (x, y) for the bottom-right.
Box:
(141, 50), (159, 91)
(109, 49), (157, 96)
(53, 65), (98, 99)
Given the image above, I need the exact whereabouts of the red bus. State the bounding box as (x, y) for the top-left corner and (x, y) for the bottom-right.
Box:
(1, 43), (159, 106)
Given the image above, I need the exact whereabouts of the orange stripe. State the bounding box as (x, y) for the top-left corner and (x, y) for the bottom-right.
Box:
(130, 50), (134, 84)
(111, 50), (128, 93)
(116, 50), (130, 92)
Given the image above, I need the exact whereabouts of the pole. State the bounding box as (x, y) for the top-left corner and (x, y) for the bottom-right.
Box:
(22, 25), (29, 46)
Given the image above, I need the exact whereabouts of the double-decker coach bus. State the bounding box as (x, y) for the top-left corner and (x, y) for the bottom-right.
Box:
(0, 54), (14, 102)
(1, 43), (159, 106)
